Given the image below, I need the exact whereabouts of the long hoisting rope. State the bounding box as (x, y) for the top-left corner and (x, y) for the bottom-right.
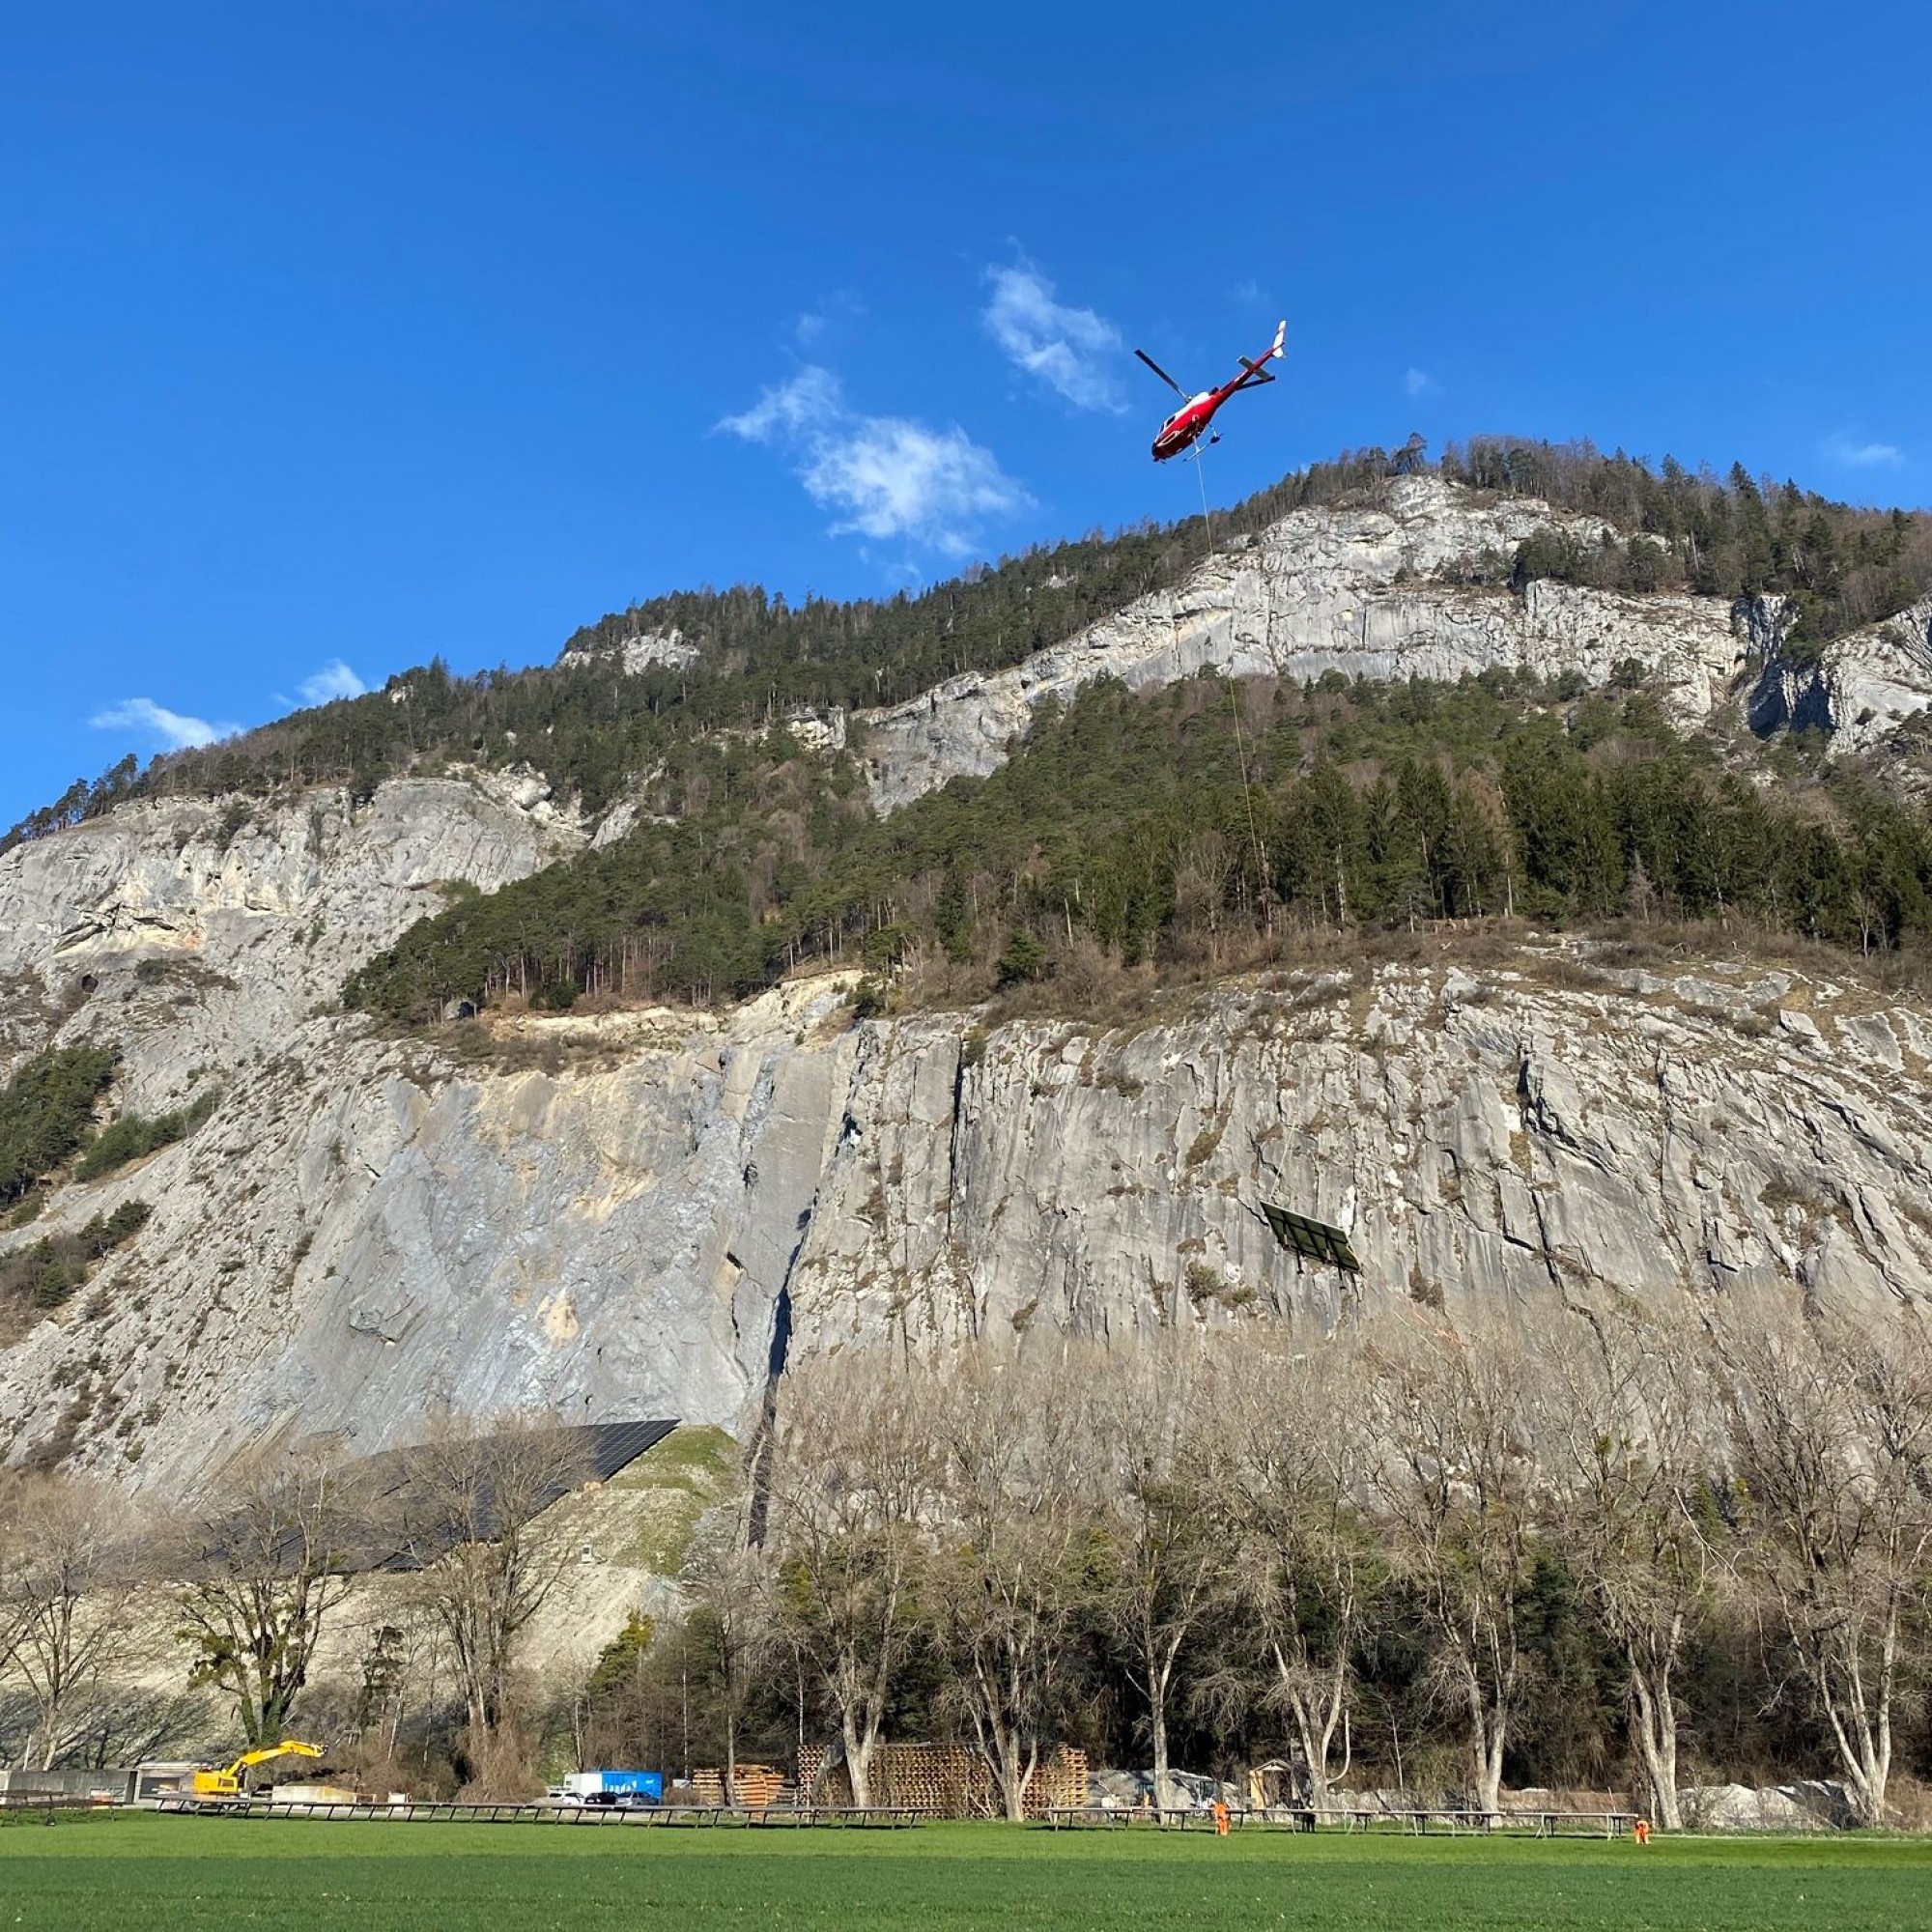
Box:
(1195, 444), (1268, 921)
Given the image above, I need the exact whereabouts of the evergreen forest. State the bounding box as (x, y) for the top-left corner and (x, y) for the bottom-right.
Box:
(343, 666), (1932, 1024)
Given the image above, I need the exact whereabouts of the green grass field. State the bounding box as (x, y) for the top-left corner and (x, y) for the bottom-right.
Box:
(3, 1813), (1928, 1931)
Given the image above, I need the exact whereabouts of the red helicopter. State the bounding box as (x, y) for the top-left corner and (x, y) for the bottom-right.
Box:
(1136, 319), (1286, 462)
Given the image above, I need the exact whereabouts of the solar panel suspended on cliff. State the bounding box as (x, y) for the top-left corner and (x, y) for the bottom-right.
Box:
(1260, 1202), (1361, 1274)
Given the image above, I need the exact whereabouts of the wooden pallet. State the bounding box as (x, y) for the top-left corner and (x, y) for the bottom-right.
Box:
(689, 1765), (787, 1807)
(797, 1743), (1088, 1818)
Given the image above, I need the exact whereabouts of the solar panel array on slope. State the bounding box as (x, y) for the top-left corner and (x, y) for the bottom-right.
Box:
(187, 1419), (678, 1577)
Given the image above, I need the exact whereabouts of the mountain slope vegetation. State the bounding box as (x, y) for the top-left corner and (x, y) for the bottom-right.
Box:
(344, 668), (1932, 1023)
(8, 440), (1929, 862)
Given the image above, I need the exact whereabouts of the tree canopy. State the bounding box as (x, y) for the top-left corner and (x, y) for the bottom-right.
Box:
(344, 668), (1932, 1024)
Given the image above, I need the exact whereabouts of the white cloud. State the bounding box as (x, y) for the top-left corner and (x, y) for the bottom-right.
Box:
(720, 365), (845, 443)
(804, 417), (1028, 556)
(720, 366), (1030, 555)
(89, 698), (236, 751)
(1406, 366), (1437, 397)
(1823, 432), (1904, 469)
(981, 262), (1125, 412)
(298, 659), (367, 705)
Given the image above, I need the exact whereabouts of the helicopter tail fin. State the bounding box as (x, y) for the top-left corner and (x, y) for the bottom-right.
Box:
(1240, 320), (1288, 380)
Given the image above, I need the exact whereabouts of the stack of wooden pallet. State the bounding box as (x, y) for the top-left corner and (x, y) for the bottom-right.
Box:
(1025, 1746), (1090, 1817)
(687, 1764), (787, 1806)
(793, 1741), (1089, 1816)
(873, 1743), (991, 1817)
(797, 1743), (841, 1804)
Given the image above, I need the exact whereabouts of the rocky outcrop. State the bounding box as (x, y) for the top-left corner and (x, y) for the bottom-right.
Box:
(0, 779), (580, 1096)
(855, 481), (1932, 810)
(783, 951), (1931, 1355)
(5, 924), (1927, 1493)
(1746, 596), (1932, 753)
(855, 478), (1751, 810)
(558, 628), (699, 675)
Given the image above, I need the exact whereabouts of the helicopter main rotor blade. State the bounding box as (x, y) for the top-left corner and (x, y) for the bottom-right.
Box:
(1135, 348), (1187, 398)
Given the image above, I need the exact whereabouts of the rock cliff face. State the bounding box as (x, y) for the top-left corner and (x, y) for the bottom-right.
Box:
(1746, 596), (1932, 755)
(855, 478), (1930, 810)
(0, 780), (578, 1093)
(4, 479), (1929, 1492)
(4, 915), (1928, 1493)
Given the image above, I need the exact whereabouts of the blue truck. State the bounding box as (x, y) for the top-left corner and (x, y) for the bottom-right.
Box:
(553, 1770), (664, 1807)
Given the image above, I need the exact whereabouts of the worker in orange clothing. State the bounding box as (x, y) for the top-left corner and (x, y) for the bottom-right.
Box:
(1211, 1799), (1231, 1837)
(1634, 1817), (1652, 1846)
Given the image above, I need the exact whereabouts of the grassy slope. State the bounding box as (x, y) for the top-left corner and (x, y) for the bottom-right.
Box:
(4, 1816), (1928, 1932)
(604, 1423), (738, 1573)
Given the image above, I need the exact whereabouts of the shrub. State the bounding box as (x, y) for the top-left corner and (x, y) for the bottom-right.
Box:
(74, 1093), (216, 1183)
(32, 1251), (80, 1309)
(79, 1199), (153, 1256)
(996, 931), (1047, 988)
(1, 1198), (151, 1317)
(0, 1044), (119, 1204)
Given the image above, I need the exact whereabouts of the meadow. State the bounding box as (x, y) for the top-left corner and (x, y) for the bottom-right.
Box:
(3, 1814), (1930, 1931)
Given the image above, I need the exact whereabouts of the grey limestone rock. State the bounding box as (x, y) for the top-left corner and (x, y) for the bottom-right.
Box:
(5, 923), (1929, 1494)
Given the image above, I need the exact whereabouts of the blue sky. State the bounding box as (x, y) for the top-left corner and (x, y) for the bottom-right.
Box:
(3, 0), (1927, 828)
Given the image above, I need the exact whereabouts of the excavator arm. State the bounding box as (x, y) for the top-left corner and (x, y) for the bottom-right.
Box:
(191, 1740), (324, 1797)
(230, 1741), (323, 1775)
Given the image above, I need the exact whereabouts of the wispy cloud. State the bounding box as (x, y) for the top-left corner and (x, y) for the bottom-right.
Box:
(297, 659), (368, 705)
(981, 260), (1125, 412)
(794, 292), (865, 348)
(1406, 366), (1437, 397)
(90, 697), (237, 751)
(721, 365), (845, 443)
(1823, 431), (1904, 469)
(720, 366), (1031, 556)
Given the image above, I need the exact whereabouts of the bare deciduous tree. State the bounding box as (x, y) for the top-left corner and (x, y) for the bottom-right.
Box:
(387, 1413), (592, 1761)
(684, 1510), (774, 1808)
(2, 1475), (140, 1769)
(174, 1449), (352, 1746)
(933, 1344), (1090, 1821)
(0, 1471), (27, 1691)
(1712, 1306), (1932, 1825)
(1220, 1336), (1374, 1812)
(1535, 1313), (1712, 1830)
(1087, 1340), (1226, 1814)
(1369, 1318), (1538, 1818)
(762, 1351), (937, 1809)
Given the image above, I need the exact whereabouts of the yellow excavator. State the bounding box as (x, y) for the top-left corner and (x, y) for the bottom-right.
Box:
(191, 1740), (325, 1799)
